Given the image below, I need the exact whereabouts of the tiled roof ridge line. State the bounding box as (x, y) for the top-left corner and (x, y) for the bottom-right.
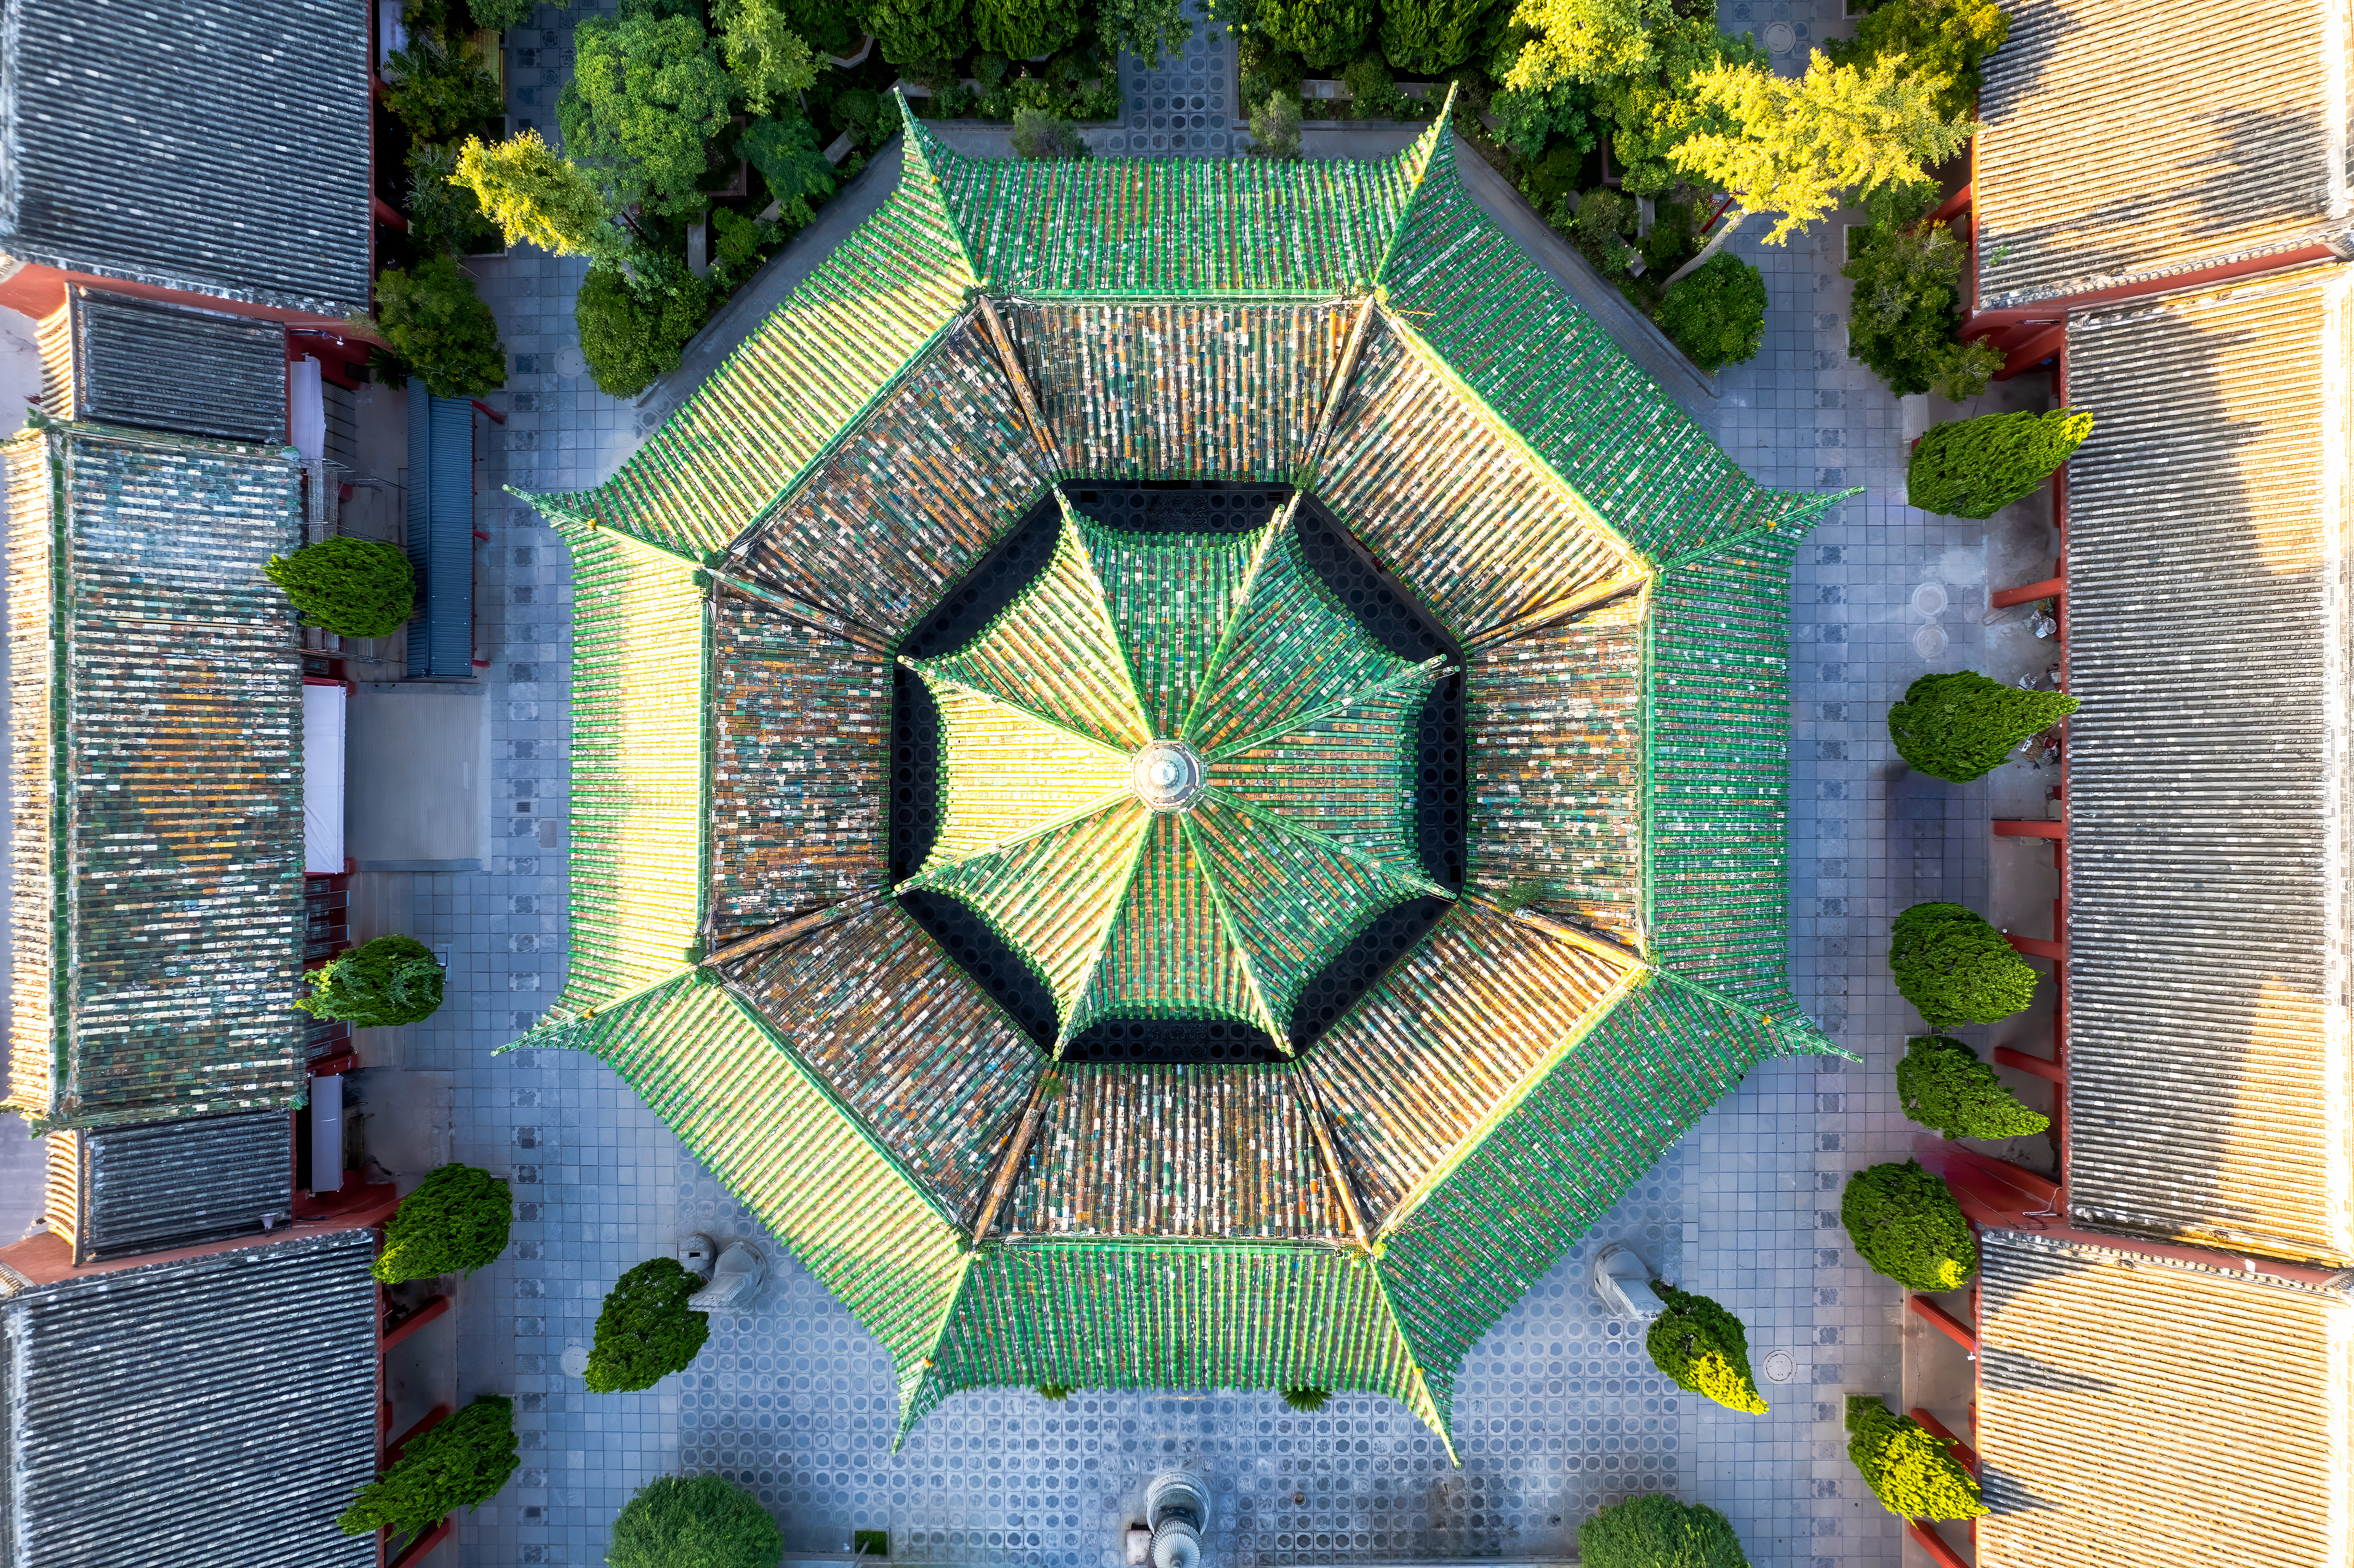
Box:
(499, 963), (695, 1047)
(1357, 1268), (1461, 1460)
(1372, 87), (1461, 292)
(1651, 967), (1849, 1060)
(974, 294), (1061, 465)
(1298, 294), (1382, 479)
(1656, 485), (1860, 572)
(890, 1250), (983, 1450)
(1201, 654), (1451, 761)
(1462, 893), (1648, 969)
(1051, 816), (1158, 1056)
(1055, 494), (1157, 744)
(1179, 496), (1294, 737)
(1175, 811), (1293, 1049)
(18, 420), (73, 1134)
(2063, 254), (2354, 333)
(20, 405), (301, 460)
(1983, 1225), (2354, 1300)
(965, 1067), (1059, 1244)
(893, 93), (988, 288)
(1291, 1067), (1375, 1246)
(1977, 229), (2354, 317)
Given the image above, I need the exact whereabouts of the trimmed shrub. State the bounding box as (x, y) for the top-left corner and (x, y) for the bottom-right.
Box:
(1890, 901), (2040, 1028)
(586, 1258), (712, 1392)
(1845, 1395), (1987, 1520)
(575, 259), (709, 399)
(1257, 0), (1375, 70)
(296, 933), (444, 1026)
(1888, 670), (2079, 784)
(265, 536), (416, 638)
(974, 0), (1082, 59)
(370, 253), (508, 398)
(376, 1163), (515, 1283)
(1898, 1034), (2051, 1141)
(1579, 1493), (1750, 1568)
(1840, 1161), (1976, 1291)
(337, 1395), (520, 1536)
(1011, 108), (1090, 158)
(1645, 1284), (1768, 1415)
(1655, 251), (1766, 372)
(1908, 408), (2097, 519)
(1281, 1387), (1331, 1412)
(1378, 0), (1489, 74)
(608, 1475), (784, 1568)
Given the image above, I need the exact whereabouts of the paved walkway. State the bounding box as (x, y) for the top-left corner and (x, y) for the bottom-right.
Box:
(417, 0), (2042, 1563)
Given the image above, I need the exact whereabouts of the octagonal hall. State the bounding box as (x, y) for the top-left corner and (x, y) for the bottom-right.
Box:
(518, 96), (1848, 1454)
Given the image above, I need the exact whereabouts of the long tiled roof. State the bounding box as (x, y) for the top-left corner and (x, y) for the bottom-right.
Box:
(1974, 0), (2354, 311)
(4, 416), (305, 1134)
(0, 0), (371, 316)
(520, 98), (1841, 1448)
(2061, 263), (2354, 1266)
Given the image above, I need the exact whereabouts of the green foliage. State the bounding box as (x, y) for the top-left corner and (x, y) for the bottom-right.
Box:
(976, 0), (1083, 58)
(375, 1163), (514, 1283)
(1341, 53), (1408, 115)
(1889, 900), (2042, 1028)
(718, 0), (820, 115)
(1281, 1387), (1331, 1412)
(1655, 251), (1765, 372)
(1898, 1035), (2052, 1141)
(1099, 0), (1193, 66)
(1248, 93), (1304, 156)
(710, 206), (784, 287)
(1909, 410), (2097, 518)
(382, 42), (506, 143)
(1645, 1284), (1768, 1415)
(830, 85), (890, 147)
(773, 0), (862, 55)
(1888, 671), (2080, 786)
(1379, 0), (1491, 74)
(455, 130), (623, 261)
(1506, 0), (1671, 89)
(369, 253), (507, 397)
(741, 116), (837, 219)
(1578, 1493), (1751, 1568)
(295, 933), (443, 1025)
(1845, 1395), (1988, 1520)
(608, 1475), (785, 1568)
(1586, 13), (1762, 195)
(574, 256), (709, 398)
(1037, 1383), (1076, 1400)
(560, 12), (734, 218)
(1824, 0), (2009, 121)
(586, 1258), (712, 1392)
(1257, 0), (1375, 70)
(337, 1396), (519, 1536)
(1493, 78), (1600, 158)
(468, 0), (560, 28)
(1011, 107), (1091, 158)
(865, 0), (972, 66)
(1842, 217), (2001, 397)
(264, 536), (416, 638)
(1571, 186), (1635, 252)
(406, 141), (503, 256)
(1840, 1161), (1977, 1291)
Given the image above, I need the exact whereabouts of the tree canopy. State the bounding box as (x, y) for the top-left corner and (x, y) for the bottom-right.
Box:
(559, 11), (735, 218)
(455, 130), (621, 260)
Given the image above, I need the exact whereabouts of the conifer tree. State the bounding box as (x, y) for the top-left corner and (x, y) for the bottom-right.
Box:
(1908, 408), (2097, 519)
(1646, 1284), (1769, 1414)
(1889, 902), (2040, 1028)
(1898, 1034), (2050, 1140)
(1888, 671), (2078, 783)
(1846, 1395), (1988, 1520)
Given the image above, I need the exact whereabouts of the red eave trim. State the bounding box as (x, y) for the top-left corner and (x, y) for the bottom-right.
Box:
(381, 1292), (451, 1353)
(1966, 241), (2344, 335)
(1909, 1292), (1979, 1354)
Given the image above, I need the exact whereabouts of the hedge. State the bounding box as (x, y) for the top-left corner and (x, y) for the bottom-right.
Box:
(375, 1163), (514, 1283)
(608, 1475), (784, 1568)
(1846, 1395), (1988, 1520)
(586, 1258), (712, 1392)
(1898, 1033), (2050, 1141)
(1840, 1160), (1977, 1291)
(1891, 902), (2040, 1029)
(1645, 1284), (1768, 1415)
(296, 934), (445, 1028)
(1579, 1493), (1750, 1568)
(1909, 408), (2095, 519)
(1887, 670), (2079, 783)
(337, 1395), (519, 1536)
(264, 536), (416, 639)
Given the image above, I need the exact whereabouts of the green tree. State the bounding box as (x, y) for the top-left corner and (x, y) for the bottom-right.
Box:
(1655, 251), (1766, 371)
(1840, 1161), (1977, 1290)
(1579, 1494), (1750, 1568)
(1888, 671), (2079, 784)
(1594, 13), (1763, 195)
(575, 258), (710, 398)
(368, 253), (508, 398)
(780, 0), (863, 56)
(468, 0), (564, 26)
(265, 537), (416, 638)
(375, 1163), (515, 1283)
(1846, 1395), (1988, 1520)
(1248, 93), (1305, 157)
(975, 0), (1083, 58)
(1842, 214), (2000, 397)
(382, 41), (506, 143)
(586, 1259), (712, 1392)
(337, 1396), (520, 1536)
(717, 0), (820, 115)
(741, 116), (838, 222)
(405, 141), (503, 256)
(559, 11), (735, 218)
(296, 933), (444, 1025)
(1491, 78), (1600, 158)
(1889, 900), (2041, 1027)
(1909, 408), (2097, 518)
(1669, 53), (1971, 248)
(1825, 0), (2008, 121)
(864, 0), (972, 66)
(1379, 0), (1492, 75)
(608, 1476), (785, 1568)
(455, 130), (624, 260)
(1011, 107), (1090, 158)
(1099, 0), (1193, 67)
(1257, 0), (1375, 70)
(1645, 1284), (1768, 1415)
(1504, 0), (1672, 90)
(1898, 1034), (2051, 1141)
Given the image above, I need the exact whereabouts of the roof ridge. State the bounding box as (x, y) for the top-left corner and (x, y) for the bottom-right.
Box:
(1653, 967), (1850, 1059)
(1365, 1262), (1462, 1462)
(1657, 485), (1862, 572)
(893, 90), (986, 289)
(1374, 84), (1459, 290)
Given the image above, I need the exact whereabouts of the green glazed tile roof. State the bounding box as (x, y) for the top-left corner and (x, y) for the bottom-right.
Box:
(5, 416), (305, 1133)
(522, 93), (1848, 1452)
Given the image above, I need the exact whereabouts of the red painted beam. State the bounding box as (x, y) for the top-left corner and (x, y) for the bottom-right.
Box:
(470, 397), (506, 425)
(384, 1403), (453, 1468)
(1995, 321), (2067, 379)
(1928, 181), (1972, 226)
(1908, 1406), (1981, 1472)
(1908, 1520), (1972, 1568)
(1909, 1293), (1978, 1354)
(372, 196), (409, 234)
(381, 1293), (450, 1353)
(2006, 931), (2064, 961)
(1994, 818), (2064, 839)
(387, 1517), (454, 1568)
(1994, 1046), (2064, 1085)
(1990, 575), (2064, 609)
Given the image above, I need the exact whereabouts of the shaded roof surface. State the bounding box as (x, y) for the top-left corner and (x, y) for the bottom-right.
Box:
(2062, 263), (2354, 1267)
(1974, 0), (2354, 310)
(520, 100), (1842, 1448)
(0, 0), (371, 316)
(1975, 1229), (2354, 1566)
(4, 417), (305, 1134)
(0, 1226), (379, 1566)
(36, 288), (289, 443)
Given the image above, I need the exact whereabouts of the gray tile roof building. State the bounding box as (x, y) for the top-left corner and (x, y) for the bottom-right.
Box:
(4, 415), (308, 1135)
(0, 0), (373, 317)
(0, 1225), (380, 1567)
(42, 1111), (294, 1264)
(35, 286), (290, 444)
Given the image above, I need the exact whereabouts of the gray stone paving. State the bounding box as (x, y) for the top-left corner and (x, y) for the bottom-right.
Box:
(415, 1), (2038, 1562)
